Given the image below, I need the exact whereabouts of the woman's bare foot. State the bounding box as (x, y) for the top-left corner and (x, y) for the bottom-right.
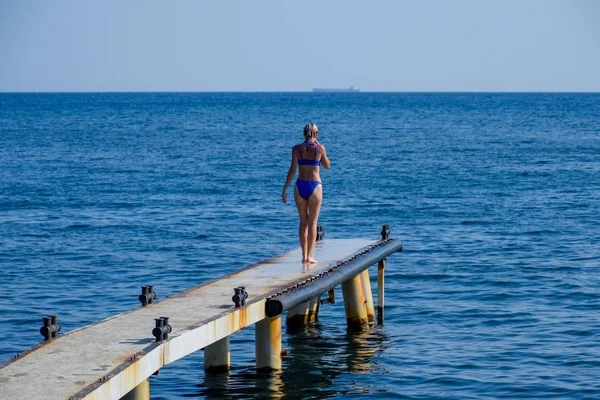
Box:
(307, 256), (318, 264)
(302, 257), (308, 263)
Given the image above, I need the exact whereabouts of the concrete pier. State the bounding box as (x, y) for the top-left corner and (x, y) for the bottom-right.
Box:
(0, 237), (402, 399)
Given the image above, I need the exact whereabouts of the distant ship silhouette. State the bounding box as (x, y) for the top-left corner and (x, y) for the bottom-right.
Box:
(313, 86), (359, 93)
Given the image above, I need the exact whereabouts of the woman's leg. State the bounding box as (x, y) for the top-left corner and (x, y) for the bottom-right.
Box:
(294, 185), (309, 262)
(306, 185), (323, 263)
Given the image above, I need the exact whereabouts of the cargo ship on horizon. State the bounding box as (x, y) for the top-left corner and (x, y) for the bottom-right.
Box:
(313, 86), (359, 93)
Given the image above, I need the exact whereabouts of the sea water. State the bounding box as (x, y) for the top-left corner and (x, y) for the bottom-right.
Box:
(1, 92), (599, 399)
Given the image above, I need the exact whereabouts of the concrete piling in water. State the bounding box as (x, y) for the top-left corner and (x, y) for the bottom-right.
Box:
(286, 300), (311, 330)
(320, 289), (335, 305)
(377, 258), (386, 324)
(204, 336), (230, 372)
(120, 378), (149, 400)
(341, 275), (369, 330)
(360, 269), (376, 325)
(256, 316), (282, 371)
(286, 296), (321, 331)
(307, 296), (320, 322)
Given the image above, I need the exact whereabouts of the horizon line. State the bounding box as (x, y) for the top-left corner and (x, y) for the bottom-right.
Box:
(1, 90), (600, 94)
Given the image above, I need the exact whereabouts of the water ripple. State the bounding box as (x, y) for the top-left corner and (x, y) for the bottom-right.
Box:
(1, 92), (600, 398)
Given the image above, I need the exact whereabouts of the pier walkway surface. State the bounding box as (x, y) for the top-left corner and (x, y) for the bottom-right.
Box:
(0, 238), (401, 400)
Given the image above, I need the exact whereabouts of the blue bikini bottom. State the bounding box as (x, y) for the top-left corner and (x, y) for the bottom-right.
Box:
(296, 179), (321, 200)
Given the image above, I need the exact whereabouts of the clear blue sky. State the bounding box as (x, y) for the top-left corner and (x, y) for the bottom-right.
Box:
(1, 0), (599, 92)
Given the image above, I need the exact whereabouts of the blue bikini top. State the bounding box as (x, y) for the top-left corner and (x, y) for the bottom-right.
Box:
(297, 141), (321, 166)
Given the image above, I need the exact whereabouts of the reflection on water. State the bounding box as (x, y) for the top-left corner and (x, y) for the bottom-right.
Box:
(188, 323), (390, 399)
(189, 369), (284, 399)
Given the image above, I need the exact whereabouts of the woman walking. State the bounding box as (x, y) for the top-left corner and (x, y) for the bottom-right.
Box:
(282, 123), (331, 263)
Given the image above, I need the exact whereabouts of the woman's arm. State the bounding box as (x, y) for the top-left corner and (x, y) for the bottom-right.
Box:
(282, 146), (298, 203)
(319, 144), (331, 169)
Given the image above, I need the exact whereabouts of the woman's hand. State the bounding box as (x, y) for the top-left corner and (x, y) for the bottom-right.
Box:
(282, 189), (287, 204)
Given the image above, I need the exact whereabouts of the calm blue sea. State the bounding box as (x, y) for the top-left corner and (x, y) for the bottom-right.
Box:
(1, 93), (599, 399)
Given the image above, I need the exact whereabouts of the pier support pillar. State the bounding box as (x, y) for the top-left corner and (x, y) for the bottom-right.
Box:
(377, 258), (386, 325)
(341, 274), (369, 330)
(286, 297), (320, 331)
(120, 378), (149, 400)
(256, 316), (282, 371)
(204, 336), (230, 372)
(308, 296), (320, 322)
(360, 269), (376, 325)
(286, 301), (310, 330)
